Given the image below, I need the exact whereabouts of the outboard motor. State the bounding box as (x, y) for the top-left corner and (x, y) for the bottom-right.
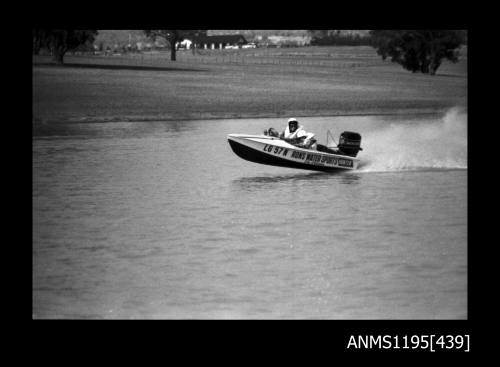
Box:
(337, 131), (363, 157)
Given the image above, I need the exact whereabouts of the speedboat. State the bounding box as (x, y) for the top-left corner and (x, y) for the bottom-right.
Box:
(227, 130), (363, 172)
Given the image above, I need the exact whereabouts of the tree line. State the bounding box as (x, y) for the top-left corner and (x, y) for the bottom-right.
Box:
(309, 30), (372, 46)
(33, 29), (466, 75)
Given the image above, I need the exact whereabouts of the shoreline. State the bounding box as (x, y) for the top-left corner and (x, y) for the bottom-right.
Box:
(33, 107), (454, 125)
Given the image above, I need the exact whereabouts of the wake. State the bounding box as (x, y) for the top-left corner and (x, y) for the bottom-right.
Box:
(358, 107), (467, 172)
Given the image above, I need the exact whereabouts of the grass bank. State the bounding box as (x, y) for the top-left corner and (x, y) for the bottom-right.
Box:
(33, 46), (467, 124)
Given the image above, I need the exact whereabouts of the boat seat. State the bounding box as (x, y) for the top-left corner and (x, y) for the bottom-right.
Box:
(316, 144), (338, 154)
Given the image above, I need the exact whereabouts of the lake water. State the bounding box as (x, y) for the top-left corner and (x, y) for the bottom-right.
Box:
(32, 110), (467, 319)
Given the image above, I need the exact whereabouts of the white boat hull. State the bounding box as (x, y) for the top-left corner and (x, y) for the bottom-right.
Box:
(227, 134), (360, 171)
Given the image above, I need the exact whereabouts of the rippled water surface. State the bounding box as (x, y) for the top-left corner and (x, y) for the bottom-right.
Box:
(33, 112), (467, 319)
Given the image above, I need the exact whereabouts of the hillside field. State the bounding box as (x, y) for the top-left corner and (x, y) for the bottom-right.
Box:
(33, 46), (467, 123)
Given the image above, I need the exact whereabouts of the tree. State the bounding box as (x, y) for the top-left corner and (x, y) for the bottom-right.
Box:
(369, 30), (466, 75)
(33, 29), (98, 64)
(144, 30), (206, 61)
(33, 29), (47, 55)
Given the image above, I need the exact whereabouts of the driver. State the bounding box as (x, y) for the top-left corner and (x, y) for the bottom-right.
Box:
(280, 118), (315, 147)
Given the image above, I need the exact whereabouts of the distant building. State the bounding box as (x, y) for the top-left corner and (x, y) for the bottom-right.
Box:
(177, 39), (193, 49)
(188, 35), (248, 50)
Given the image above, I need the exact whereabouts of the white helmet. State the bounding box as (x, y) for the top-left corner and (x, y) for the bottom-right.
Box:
(288, 118), (298, 125)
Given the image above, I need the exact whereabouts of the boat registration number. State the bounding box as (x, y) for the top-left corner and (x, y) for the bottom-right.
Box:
(263, 144), (289, 157)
